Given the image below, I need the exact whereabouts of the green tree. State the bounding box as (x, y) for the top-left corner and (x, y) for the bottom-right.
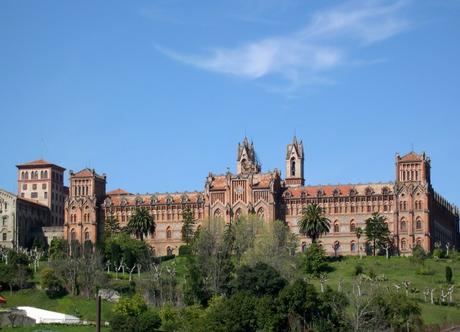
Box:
(364, 212), (390, 256)
(40, 267), (66, 299)
(127, 207), (155, 241)
(49, 238), (68, 260)
(297, 203), (330, 243)
(104, 214), (120, 239)
(277, 279), (319, 331)
(301, 242), (329, 276)
(111, 294), (161, 332)
(232, 262), (286, 297)
(181, 207), (196, 246)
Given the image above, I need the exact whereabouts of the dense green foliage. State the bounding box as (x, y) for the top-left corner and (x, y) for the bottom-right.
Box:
(181, 207), (196, 245)
(127, 207), (155, 241)
(297, 203), (330, 242)
(364, 212), (391, 256)
(301, 242), (329, 276)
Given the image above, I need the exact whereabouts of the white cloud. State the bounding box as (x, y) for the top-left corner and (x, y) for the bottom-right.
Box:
(156, 0), (410, 88)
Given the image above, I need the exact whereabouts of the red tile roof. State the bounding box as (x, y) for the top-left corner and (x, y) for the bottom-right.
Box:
(16, 159), (65, 170)
(285, 183), (393, 198)
(72, 169), (94, 178)
(107, 188), (130, 195)
(107, 191), (204, 206)
(399, 151), (422, 162)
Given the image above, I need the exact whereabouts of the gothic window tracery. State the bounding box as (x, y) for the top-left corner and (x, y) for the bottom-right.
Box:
(213, 209), (222, 219)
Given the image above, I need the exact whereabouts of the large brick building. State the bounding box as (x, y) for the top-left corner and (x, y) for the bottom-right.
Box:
(64, 137), (459, 256)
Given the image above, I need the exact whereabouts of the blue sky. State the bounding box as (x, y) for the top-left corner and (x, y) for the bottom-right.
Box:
(1, 0), (459, 207)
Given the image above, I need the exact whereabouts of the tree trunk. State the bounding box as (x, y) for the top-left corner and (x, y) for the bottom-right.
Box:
(373, 239), (376, 256)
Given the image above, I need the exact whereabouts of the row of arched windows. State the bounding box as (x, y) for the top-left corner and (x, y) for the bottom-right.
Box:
(21, 170), (49, 180)
(212, 207), (266, 220)
(332, 220), (357, 233)
(400, 217), (423, 232)
(69, 228), (91, 242)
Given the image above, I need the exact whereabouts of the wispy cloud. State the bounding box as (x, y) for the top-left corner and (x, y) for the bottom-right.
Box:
(156, 0), (410, 90)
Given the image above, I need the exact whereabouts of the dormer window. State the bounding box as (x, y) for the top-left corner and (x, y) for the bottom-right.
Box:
(150, 195), (158, 205)
(382, 187), (390, 195)
(196, 194), (204, 204)
(317, 189), (324, 197)
(349, 188), (358, 196)
(365, 187), (374, 196)
(181, 194), (189, 204)
(300, 192), (307, 199)
(283, 191), (292, 199)
(333, 189), (340, 197)
(135, 197), (143, 206)
(166, 196), (173, 204)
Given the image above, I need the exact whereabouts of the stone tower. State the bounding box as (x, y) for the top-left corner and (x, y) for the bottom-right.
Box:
(64, 168), (106, 247)
(285, 136), (304, 187)
(236, 137), (261, 174)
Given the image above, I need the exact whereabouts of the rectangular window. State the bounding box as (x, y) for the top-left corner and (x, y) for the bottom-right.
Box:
(2, 217), (7, 226)
(42, 183), (47, 190)
(22, 184), (27, 190)
(44, 192), (48, 199)
(2, 233), (6, 241)
(31, 192), (38, 199)
(32, 184), (37, 190)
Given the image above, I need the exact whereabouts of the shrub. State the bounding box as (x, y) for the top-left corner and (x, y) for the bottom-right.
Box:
(353, 264), (364, 276)
(432, 248), (444, 259)
(368, 268), (376, 280)
(411, 245), (426, 265)
(301, 243), (329, 276)
(179, 245), (192, 256)
(446, 266), (453, 283)
(40, 267), (66, 299)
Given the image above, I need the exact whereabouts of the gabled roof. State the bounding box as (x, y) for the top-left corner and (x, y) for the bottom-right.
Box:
(71, 168), (105, 180)
(398, 151), (422, 162)
(107, 188), (130, 195)
(16, 159), (65, 170)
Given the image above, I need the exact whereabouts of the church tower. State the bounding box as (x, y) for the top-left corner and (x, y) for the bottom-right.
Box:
(64, 168), (106, 247)
(237, 137), (261, 174)
(285, 136), (304, 187)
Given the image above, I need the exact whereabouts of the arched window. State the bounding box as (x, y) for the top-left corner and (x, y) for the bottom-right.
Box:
(350, 241), (357, 253)
(213, 209), (222, 218)
(416, 238), (422, 246)
(257, 207), (265, 220)
(301, 242), (307, 253)
(400, 219), (407, 232)
(401, 238), (407, 250)
(166, 226), (172, 239)
(44, 170), (48, 179)
(350, 220), (356, 232)
(235, 208), (242, 220)
(84, 229), (90, 241)
(24, 171), (29, 180)
(416, 218), (422, 230)
(166, 246), (173, 256)
(333, 241), (341, 254)
(333, 221), (340, 233)
(290, 157), (296, 176)
(70, 229), (76, 241)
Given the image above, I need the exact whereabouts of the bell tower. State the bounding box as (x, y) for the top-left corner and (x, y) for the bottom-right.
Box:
(285, 136), (304, 187)
(237, 137), (261, 174)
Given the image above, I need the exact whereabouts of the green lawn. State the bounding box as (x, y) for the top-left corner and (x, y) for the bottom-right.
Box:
(2, 289), (113, 323)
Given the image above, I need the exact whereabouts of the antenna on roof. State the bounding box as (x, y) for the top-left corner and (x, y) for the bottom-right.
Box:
(411, 142), (415, 152)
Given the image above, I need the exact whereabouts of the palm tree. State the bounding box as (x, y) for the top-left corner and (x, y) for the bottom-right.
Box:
(355, 227), (363, 258)
(127, 207), (155, 241)
(297, 203), (330, 243)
